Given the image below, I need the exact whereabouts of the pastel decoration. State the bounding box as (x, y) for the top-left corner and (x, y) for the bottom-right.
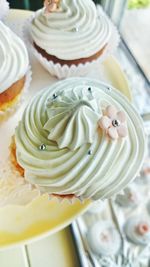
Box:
(98, 105), (128, 139)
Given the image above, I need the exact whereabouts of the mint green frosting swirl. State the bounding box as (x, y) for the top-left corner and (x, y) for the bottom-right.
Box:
(44, 89), (100, 150)
(15, 78), (146, 200)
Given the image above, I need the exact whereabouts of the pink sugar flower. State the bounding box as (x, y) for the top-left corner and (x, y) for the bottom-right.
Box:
(44, 0), (60, 13)
(136, 223), (150, 236)
(98, 105), (128, 140)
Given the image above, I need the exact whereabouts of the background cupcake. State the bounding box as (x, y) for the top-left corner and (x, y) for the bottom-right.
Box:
(115, 185), (141, 209)
(87, 221), (121, 256)
(147, 201), (150, 215)
(12, 78), (145, 201)
(0, 0), (9, 21)
(25, 0), (119, 78)
(0, 22), (31, 120)
(124, 216), (150, 246)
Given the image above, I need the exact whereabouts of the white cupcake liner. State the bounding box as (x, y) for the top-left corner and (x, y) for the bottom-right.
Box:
(0, 151), (88, 206)
(0, 158), (40, 207)
(0, 66), (32, 122)
(0, 157), (87, 205)
(23, 7), (120, 79)
(0, 0), (9, 21)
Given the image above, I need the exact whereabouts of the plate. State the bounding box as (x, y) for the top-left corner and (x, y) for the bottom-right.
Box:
(0, 10), (131, 249)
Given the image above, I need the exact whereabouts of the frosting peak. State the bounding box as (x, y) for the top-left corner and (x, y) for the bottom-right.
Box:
(44, 88), (100, 150)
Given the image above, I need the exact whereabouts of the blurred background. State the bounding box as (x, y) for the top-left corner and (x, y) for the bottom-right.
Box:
(8, 0), (150, 11)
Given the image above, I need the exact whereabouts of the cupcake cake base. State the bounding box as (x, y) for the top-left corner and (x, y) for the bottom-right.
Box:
(33, 42), (107, 66)
(0, 68), (32, 122)
(0, 76), (25, 112)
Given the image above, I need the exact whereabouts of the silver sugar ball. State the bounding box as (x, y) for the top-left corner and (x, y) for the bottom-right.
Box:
(52, 93), (57, 99)
(112, 119), (120, 127)
(88, 87), (92, 93)
(88, 150), (92, 155)
(72, 26), (79, 32)
(39, 144), (46, 151)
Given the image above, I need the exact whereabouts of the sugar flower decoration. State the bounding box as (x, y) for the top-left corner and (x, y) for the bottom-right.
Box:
(98, 105), (128, 139)
(136, 223), (150, 236)
(44, 0), (60, 13)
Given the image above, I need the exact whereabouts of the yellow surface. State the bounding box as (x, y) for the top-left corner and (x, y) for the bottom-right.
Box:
(104, 56), (132, 101)
(0, 229), (79, 267)
(0, 9), (132, 250)
(0, 195), (90, 248)
(27, 229), (79, 267)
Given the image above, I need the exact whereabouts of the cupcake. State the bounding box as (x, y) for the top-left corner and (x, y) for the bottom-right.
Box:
(0, 22), (30, 117)
(86, 221), (121, 255)
(116, 185), (141, 208)
(13, 78), (145, 201)
(26, 0), (118, 78)
(124, 216), (150, 246)
(0, 0), (9, 21)
(87, 199), (107, 214)
(139, 159), (150, 185)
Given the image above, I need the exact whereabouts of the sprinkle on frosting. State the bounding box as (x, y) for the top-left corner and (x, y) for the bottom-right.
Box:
(39, 144), (47, 151)
(98, 105), (128, 139)
(88, 150), (92, 155)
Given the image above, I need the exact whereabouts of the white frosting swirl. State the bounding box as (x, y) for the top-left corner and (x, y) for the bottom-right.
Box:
(87, 221), (121, 255)
(44, 89), (100, 150)
(124, 216), (150, 245)
(15, 78), (145, 200)
(30, 0), (111, 60)
(0, 22), (29, 93)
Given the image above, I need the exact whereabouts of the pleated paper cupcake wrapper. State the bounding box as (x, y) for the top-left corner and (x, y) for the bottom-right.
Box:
(0, 158), (40, 207)
(48, 193), (87, 204)
(0, 66), (32, 122)
(0, 0), (9, 21)
(23, 9), (120, 79)
(0, 152), (86, 206)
